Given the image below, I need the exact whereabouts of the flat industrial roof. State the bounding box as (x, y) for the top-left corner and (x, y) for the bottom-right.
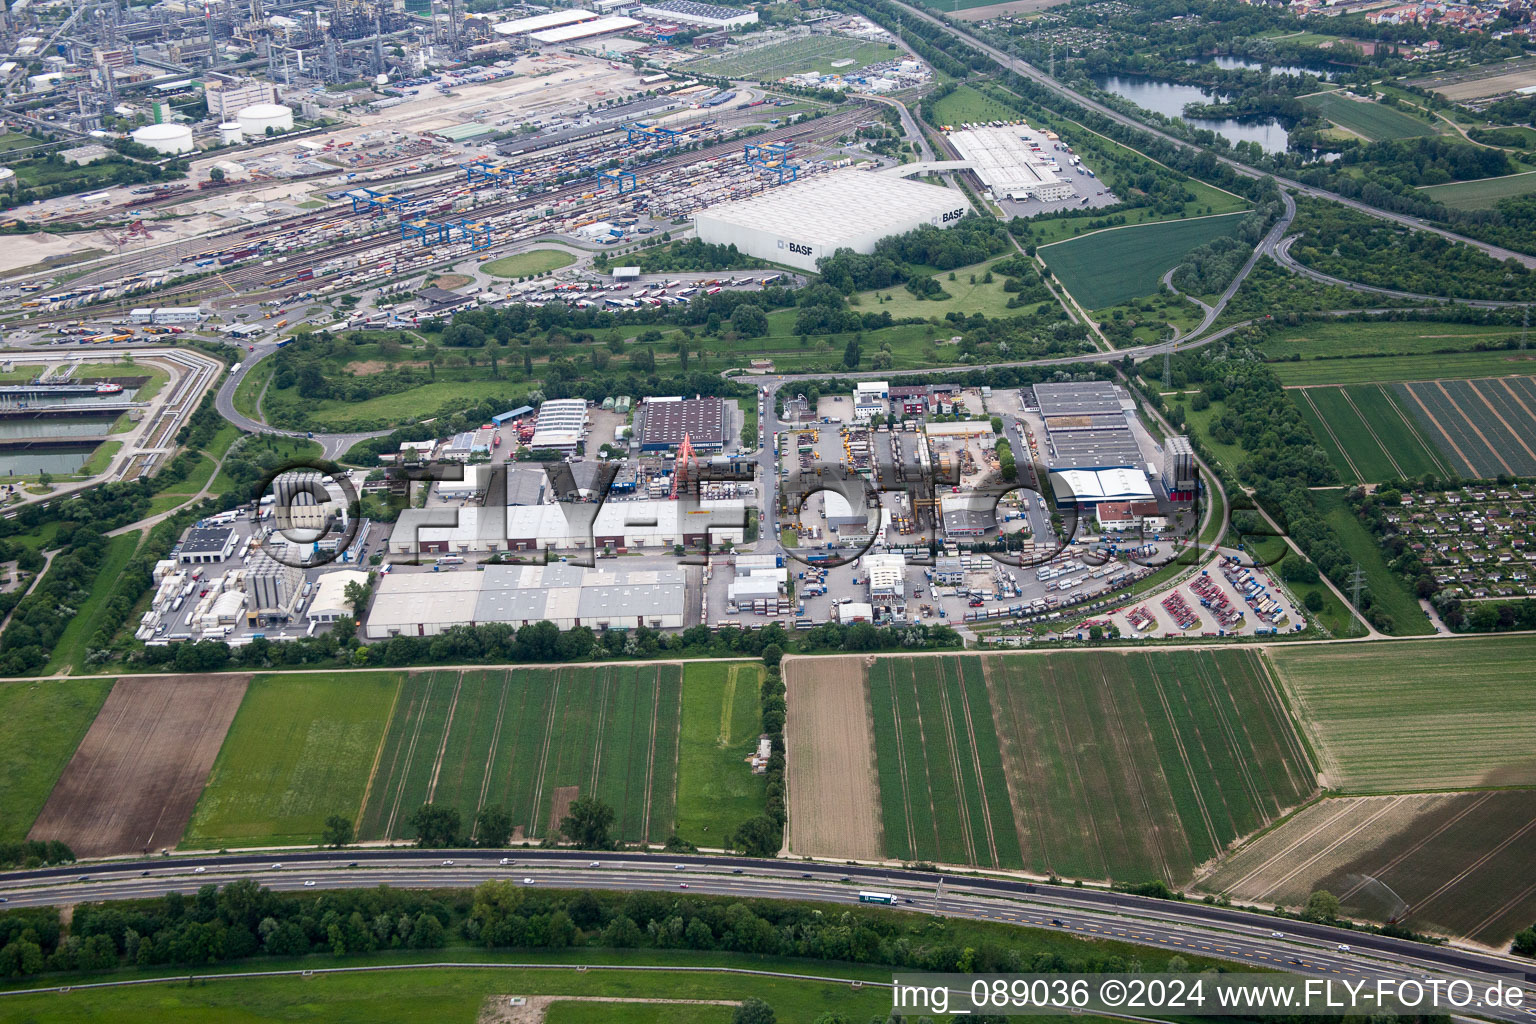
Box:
(493, 9), (598, 35)
(530, 15), (640, 42)
(1033, 381), (1123, 417)
(947, 125), (1070, 197)
(695, 172), (961, 249)
(638, 396), (726, 446)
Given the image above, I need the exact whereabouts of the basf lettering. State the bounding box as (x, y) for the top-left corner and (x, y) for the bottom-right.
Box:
(787, 241), (813, 256)
(942, 208), (966, 222)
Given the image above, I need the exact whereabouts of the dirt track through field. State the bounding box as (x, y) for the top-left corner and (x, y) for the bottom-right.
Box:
(785, 656), (883, 860)
(28, 676), (248, 857)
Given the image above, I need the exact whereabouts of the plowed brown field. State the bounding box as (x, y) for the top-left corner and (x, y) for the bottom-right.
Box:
(29, 675), (248, 857)
(784, 656), (883, 860)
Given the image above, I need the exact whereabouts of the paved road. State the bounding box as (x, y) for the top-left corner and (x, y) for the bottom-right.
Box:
(213, 339), (387, 461)
(890, 0), (1536, 270)
(1272, 234), (1530, 308)
(3, 851), (1532, 1019)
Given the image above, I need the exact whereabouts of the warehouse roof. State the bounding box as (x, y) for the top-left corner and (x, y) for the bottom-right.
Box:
(695, 172), (962, 250)
(637, 396), (726, 447)
(493, 9), (597, 35)
(530, 15), (640, 42)
(948, 125), (1069, 198)
(1033, 381), (1123, 417)
(1050, 468), (1154, 503)
(640, 0), (753, 20)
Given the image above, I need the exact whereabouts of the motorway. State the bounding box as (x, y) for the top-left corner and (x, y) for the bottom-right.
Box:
(2, 850), (1534, 1018)
(889, 0), (1536, 271)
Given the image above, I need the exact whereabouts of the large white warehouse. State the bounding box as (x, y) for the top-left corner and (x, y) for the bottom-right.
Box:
(947, 124), (1075, 202)
(236, 102), (293, 136)
(693, 172), (968, 272)
(131, 123), (194, 154)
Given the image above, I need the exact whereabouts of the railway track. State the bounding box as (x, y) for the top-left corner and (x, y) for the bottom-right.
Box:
(22, 108), (869, 323)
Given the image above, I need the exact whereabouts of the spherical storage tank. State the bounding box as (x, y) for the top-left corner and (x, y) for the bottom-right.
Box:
(235, 102), (293, 136)
(218, 121), (243, 145)
(131, 123), (195, 155)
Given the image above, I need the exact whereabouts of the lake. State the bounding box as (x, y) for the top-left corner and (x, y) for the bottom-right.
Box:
(1093, 73), (1292, 154)
(1187, 55), (1331, 79)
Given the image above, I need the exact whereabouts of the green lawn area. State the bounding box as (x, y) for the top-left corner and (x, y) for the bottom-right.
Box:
(855, 257), (1019, 318)
(1420, 170), (1536, 210)
(1026, 176), (1249, 247)
(674, 662), (767, 847)
(930, 83), (1021, 127)
(283, 379), (525, 429)
(1270, 350), (1536, 384)
(211, 435), (322, 491)
(481, 249), (575, 279)
(1268, 636), (1536, 792)
(80, 440), (122, 476)
(1041, 213), (1247, 309)
(1289, 384), (1450, 484)
(1258, 320), (1516, 361)
(0, 678), (112, 842)
(233, 358), (276, 421)
(1311, 489), (1433, 636)
(184, 672), (404, 848)
(1301, 92), (1439, 141)
(44, 533), (140, 674)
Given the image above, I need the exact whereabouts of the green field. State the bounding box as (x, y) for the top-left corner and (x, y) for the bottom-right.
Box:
(1270, 350), (1536, 385)
(44, 533), (139, 674)
(481, 249), (575, 279)
(547, 1004), (729, 1024)
(185, 673), (403, 848)
(1268, 637), (1536, 792)
(1311, 489), (1434, 636)
(856, 257), (1023, 319)
(867, 655), (1021, 869)
(232, 357), (275, 420)
(983, 650), (1315, 884)
(1301, 92), (1439, 141)
(0, 963), (895, 1024)
(356, 666), (681, 845)
(0, 678), (112, 843)
(1258, 320), (1517, 362)
(1420, 170), (1536, 210)
(1040, 214), (1247, 309)
(691, 35), (900, 78)
(1289, 384), (1450, 484)
(1395, 375), (1536, 478)
(930, 83), (1023, 127)
(866, 651), (1315, 882)
(675, 662), (766, 848)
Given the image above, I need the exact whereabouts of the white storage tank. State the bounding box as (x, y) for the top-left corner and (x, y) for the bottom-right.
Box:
(131, 122), (195, 155)
(236, 102), (293, 136)
(218, 121), (243, 145)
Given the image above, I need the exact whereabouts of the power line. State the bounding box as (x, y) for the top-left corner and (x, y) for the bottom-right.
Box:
(1348, 563), (1368, 609)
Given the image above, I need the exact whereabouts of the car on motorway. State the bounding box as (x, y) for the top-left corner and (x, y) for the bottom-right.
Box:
(1051, 918), (1064, 926)
(673, 864), (686, 871)
(679, 883), (689, 889)
(499, 857), (512, 866)
(522, 878), (535, 885)
(587, 861), (600, 868)
(272, 863), (283, 870)
(441, 860), (454, 866)
(1337, 944), (1351, 952)
(193, 866), (206, 874)
(304, 881), (316, 887)
(0, 897), (7, 903)
(1271, 931), (1284, 938)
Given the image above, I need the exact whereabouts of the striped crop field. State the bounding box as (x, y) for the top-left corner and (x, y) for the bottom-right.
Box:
(862, 651), (1315, 882)
(1394, 375), (1536, 478)
(1289, 384), (1451, 484)
(356, 665), (682, 844)
(984, 651), (1315, 885)
(867, 655), (1021, 869)
(1267, 637), (1536, 792)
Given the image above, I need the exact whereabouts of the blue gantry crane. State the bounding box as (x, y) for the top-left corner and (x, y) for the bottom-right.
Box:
(600, 170), (637, 194)
(462, 159), (522, 185)
(345, 188), (409, 214)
